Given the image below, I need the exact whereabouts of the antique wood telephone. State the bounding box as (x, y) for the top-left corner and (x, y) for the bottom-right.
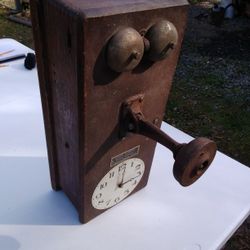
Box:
(30, 0), (216, 223)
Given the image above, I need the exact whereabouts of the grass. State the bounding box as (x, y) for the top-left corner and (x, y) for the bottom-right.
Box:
(0, 5), (33, 47)
(166, 72), (250, 166)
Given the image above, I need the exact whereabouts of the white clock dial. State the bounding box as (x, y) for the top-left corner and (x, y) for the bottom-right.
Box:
(92, 158), (145, 210)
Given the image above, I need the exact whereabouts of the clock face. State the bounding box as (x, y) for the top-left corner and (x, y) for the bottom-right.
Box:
(92, 158), (145, 210)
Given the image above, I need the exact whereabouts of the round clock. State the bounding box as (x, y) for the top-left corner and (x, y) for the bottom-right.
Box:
(92, 158), (145, 210)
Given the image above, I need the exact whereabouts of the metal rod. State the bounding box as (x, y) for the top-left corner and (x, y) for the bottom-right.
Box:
(135, 118), (185, 157)
(0, 49), (15, 57)
(0, 54), (26, 64)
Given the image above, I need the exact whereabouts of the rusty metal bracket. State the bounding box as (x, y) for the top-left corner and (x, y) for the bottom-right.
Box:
(119, 94), (145, 138)
(119, 94), (184, 158)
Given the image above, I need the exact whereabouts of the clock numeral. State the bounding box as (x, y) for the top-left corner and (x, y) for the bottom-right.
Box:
(130, 161), (134, 168)
(135, 164), (141, 170)
(119, 163), (127, 172)
(95, 193), (102, 199)
(100, 182), (108, 190)
(124, 189), (130, 195)
(109, 171), (115, 179)
(132, 179), (137, 186)
(114, 197), (120, 203)
(98, 200), (104, 204)
(106, 200), (111, 206)
(137, 171), (142, 176)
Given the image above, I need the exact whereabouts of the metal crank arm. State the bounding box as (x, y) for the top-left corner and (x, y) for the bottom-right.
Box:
(119, 94), (217, 186)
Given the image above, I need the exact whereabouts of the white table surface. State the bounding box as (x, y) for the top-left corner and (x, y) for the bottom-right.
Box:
(0, 38), (250, 250)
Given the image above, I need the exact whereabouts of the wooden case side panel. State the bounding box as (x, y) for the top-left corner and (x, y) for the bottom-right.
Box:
(30, 0), (60, 190)
(30, 0), (81, 208)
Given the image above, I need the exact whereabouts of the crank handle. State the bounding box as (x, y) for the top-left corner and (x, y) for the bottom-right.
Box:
(119, 102), (217, 187)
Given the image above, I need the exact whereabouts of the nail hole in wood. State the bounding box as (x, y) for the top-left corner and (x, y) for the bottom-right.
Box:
(65, 142), (70, 149)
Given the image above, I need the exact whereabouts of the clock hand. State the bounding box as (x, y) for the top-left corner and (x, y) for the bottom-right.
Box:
(116, 168), (126, 189)
(119, 174), (140, 187)
(121, 168), (126, 183)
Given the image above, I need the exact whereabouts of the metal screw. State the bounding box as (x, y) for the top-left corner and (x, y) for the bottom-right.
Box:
(153, 118), (159, 125)
(131, 50), (140, 60)
(128, 123), (135, 131)
(139, 96), (144, 102)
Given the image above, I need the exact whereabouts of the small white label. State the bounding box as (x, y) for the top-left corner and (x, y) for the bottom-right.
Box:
(110, 145), (140, 168)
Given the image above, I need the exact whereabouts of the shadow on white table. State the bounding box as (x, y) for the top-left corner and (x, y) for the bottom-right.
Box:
(0, 39), (249, 250)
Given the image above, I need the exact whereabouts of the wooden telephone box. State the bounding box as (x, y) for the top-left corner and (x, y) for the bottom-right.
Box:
(30, 0), (216, 223)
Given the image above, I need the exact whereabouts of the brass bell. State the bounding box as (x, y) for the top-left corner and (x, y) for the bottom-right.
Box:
(145, 20), (178, 61)
(106, 27), (144, 72)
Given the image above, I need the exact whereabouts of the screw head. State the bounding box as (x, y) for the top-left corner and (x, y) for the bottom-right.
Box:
(128, 123), (135, 131)
(153, 118), (159, 125)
